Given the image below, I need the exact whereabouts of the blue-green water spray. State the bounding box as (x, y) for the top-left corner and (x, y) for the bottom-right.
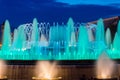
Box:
(78, 26), (89, 54)
(2, 20), (11, 50)
(0, 18), (120, 60)
(105, 28), (111, 48)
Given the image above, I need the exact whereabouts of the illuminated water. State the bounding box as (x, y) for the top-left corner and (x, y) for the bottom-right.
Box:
(0, 60), (7, 79)
(0, 18), (120, 60)
(34, 61), (58, 79)
(96, 53), (115, 79)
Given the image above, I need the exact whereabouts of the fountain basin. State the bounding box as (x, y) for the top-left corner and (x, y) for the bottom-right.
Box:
(0, 79), (7, 80)
(32, 77), (62, 80)
(0, 76), (7, 80)
(94, 78), (117, 80)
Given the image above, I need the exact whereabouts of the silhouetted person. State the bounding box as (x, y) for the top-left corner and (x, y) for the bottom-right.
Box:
(90, 76), (94, 80)
(80, 74), (87, 80)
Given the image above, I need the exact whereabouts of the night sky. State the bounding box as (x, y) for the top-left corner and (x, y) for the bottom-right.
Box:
(0, 0), (120, 28)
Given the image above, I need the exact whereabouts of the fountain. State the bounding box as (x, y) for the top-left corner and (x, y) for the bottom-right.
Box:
(32, 61), (62, 80)
(94, 52), (117, 80)
(0, 60), (7, 80)
(0, 17), (120, 60)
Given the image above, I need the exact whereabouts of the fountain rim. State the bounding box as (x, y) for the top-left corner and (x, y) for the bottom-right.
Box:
(5, 59), (120, 65)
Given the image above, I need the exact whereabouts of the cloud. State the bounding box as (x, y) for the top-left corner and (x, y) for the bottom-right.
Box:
(0, 0), (120, 28)
(56, 0), (120, 6)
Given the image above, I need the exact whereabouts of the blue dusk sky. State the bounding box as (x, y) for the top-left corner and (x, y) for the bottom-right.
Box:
(0, 0), (120, 28)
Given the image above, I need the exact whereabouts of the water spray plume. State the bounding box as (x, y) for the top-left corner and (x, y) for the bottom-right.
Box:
(96, 52), (115, 79)
(34, 61), (58, 79)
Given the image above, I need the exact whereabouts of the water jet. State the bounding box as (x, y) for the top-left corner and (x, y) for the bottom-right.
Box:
(95, 52), (117, 80)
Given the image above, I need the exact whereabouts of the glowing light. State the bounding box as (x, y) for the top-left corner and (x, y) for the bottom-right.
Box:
(0, 60), (7, 79)
(44, 74), (51, 79)
(34, 61), (58, 79)
(96, 53), (115, 79)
